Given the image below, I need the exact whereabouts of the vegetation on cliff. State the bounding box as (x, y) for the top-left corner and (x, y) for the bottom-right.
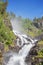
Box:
(0, 1), (16, 52)
(0, 0), (43, 65)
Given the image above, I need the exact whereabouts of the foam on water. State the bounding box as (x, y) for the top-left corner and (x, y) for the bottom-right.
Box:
(6, 19), (37, 65)
(6, 30), (37, 65)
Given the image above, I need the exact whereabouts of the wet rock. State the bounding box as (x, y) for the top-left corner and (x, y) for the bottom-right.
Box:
(25, 46), (38, 65)
(9, 45), (20, 53)
(0, 42), (4, 65)
(0, 51), (3, 65)
(29, 46), (38, 56)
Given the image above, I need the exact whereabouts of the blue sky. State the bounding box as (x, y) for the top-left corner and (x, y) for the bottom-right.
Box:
(7, 0), (43, 20)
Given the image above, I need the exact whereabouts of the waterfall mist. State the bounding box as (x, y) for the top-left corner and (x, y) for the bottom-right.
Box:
(10, 17), (23, 32)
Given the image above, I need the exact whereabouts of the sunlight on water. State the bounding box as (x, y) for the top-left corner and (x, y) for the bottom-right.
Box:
(6, 19), (37, 65)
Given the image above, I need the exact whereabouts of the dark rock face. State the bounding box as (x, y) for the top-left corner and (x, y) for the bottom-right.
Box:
(33, 20), (43, 29)
(9, 45), (20, 53)
(25, 46), (38, 65)
(0, 42), (4, 65)
(29, 46), (38, 56)
(0, 42), (4, 53)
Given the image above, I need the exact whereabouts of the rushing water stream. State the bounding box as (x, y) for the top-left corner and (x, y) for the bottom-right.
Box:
(6, 19), (38, 65)
(6, 30), (38, 65)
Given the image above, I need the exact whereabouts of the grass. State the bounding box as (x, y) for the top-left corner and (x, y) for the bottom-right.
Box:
(4, 44), (9, 52)
(34, 56), (43, 58)
(38, 40), (43, 45)
(28, 31), (36, 37)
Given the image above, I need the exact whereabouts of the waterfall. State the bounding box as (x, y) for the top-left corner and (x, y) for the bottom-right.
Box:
(6, 19), (38, 65)
(6, 30), (37, 65)
(19, 44), (34, 57)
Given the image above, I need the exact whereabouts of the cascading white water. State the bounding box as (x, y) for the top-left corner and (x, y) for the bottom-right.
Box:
(6, 19), (37, 65)
(6, 30), (37, 65)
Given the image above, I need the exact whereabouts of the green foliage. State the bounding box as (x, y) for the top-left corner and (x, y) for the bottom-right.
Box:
(22, 18), (32, 30)
(0, 1), (7, 14)
(0, 0), (16, 52)
(21, 18), (41, 37)
(38, 49), (43, 56)
(0, 15), (16, 45)
(5, 40), (12, 45)
(38, 40), (43, 45)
